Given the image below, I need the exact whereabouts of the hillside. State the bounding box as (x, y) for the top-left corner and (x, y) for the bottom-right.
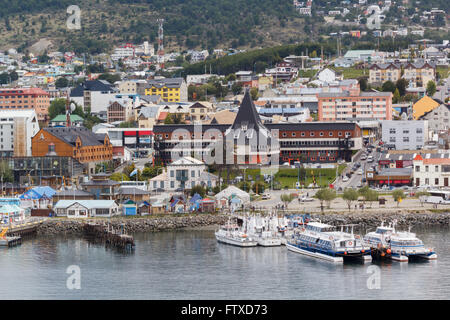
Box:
(0, 0), (310, 54)
(0, 0), (448, 54)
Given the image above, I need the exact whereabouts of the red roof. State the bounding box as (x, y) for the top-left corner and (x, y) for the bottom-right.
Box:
(158, 112), (169, 121)
(413, 154), (423, 161)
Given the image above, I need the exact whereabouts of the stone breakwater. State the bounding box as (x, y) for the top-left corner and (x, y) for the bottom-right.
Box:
(36, 211), (449, 236)
(37, 215), (229, 235)
(310, 211), (450, 230)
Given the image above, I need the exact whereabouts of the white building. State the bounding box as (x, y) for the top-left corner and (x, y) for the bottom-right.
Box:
(412, 154), (450, 187)
(0, 110), (39, 157)
(149, 157), (219, 192)
(53, 200), (120, 218)
(381, 120), (429, 150)
(111, 46), (135, 61)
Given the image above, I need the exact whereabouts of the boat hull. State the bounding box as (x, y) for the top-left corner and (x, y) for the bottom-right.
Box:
(215, 233), (258, 247)
(256, 238), (282, 247)
(286, 243), (344, 263)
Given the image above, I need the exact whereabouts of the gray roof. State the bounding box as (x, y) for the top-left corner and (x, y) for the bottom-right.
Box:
(139, 106), (160, 119)
(55, 190), (94, 197)
(119, 188), (150, 195)
(44, 127), (107, 147)
(378, 167), (412, 176)
(146, 78), (184, 89)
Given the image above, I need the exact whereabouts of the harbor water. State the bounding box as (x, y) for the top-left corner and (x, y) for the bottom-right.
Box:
(0, 226), (449, 299)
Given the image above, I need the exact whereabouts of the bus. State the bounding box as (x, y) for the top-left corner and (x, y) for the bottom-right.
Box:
(119, 181), (148, 191)
(425, 190), (450, 204)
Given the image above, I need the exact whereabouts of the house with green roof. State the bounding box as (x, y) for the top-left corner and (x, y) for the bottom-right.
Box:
(49, 114), (84, 127)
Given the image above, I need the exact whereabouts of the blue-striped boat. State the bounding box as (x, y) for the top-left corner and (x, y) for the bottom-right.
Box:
(286, 221), (372, 263)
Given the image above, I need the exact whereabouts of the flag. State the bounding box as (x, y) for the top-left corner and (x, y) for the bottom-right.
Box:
(130, 169), (138, 177)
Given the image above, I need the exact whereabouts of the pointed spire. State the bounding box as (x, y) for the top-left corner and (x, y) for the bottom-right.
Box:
(232, 88), (262, 130)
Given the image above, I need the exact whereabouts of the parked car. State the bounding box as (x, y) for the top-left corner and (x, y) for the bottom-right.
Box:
(261, 193), (271, 200)
(356, 169), (363, 175)
(342, 176), (349, 182)
(299, 195), (315, 202)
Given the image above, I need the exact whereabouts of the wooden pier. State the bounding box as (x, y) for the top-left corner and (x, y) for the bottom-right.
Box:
(83, 222), (135, 251)
(0, 236), (22, 247)
(6, 221), (42, 238)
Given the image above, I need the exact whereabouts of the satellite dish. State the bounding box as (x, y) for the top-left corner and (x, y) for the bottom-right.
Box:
(70, 102), (76, 112)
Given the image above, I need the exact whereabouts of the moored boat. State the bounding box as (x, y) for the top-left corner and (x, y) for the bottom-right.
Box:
(363, 221), (437, 262)
(215, 220), (257, 247)
(287, 221), (371, 263)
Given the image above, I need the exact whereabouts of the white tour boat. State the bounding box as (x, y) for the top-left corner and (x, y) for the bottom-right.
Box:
(286, 221), (372, 263)
(363, 221), (437, 262)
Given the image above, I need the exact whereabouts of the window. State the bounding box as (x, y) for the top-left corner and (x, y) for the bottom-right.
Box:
(170, 181), (175, 188)
(310, 132), (315, 137)
(403, 137), (409, 142)
(191, 170), (195, 177)
(435, 178), (439, 185)
(425, 166), (429, 172)
(389, 128), (396, 134)
(415, 166), (420, 172)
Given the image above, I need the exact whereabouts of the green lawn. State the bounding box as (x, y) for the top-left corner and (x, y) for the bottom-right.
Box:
(437, 66), (450, 80)
(332, 66), (367, 79)
(211, 165), (346, 189)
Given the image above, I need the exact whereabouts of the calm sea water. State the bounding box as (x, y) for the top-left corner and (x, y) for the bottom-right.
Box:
(1, 226), (449, 300)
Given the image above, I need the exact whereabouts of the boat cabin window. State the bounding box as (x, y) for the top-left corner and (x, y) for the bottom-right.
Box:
(376, 228), (390, 234)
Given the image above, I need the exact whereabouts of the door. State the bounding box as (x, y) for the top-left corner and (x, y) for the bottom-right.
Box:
(445, 178), (449, 187)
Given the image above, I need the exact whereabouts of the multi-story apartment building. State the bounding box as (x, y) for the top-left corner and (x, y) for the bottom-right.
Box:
(403, 62), (436, 87)
(413, 154), (450, 187)
(0, 110), (39, 157)
(419, 104), (450, 133)
(107, 100), (134, 124)
(368, 63), (401, 85)
(0, 88), (50, 122)
(144, 78), (188, 103)
(70, 80), (119, 113)
(381, 120), (429, 150)
(318, 88), (393, 121)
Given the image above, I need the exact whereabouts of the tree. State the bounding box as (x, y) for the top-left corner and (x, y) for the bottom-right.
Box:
(396, 78), (408, 96)
(231, 82), (243, 95)
(393, 88), (400, 103)
(110, 172), (130, 182)
(252, 181), (266, 194)
(416, 191), (430, 207)
(381, 80), (396, 93)
(0, 160), (13, 183)
(426, 81), (436, 97)
(250, 87), (259, 100)
(392, 189), (405, 207)
(238, 181), (251, 192)
(48, 98), (68, 120)
(343, 188), (359, 211)
(55, 77), (69, 88)
(98, 73), (121, 84)
(315, 188), (336, 212)
(280, 194), (294, 209)
(358, 78), (368, 91)
(141, 166), (163, 180)
(190, 185), (207, 198)
(358, 186), (370, 206)
(366, 189), (379, 208)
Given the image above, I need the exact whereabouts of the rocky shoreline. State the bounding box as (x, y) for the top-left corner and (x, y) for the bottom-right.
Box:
(311, 211), (450, 230)
(36, 214), (229, 235)
(35, 210), (450, 236)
